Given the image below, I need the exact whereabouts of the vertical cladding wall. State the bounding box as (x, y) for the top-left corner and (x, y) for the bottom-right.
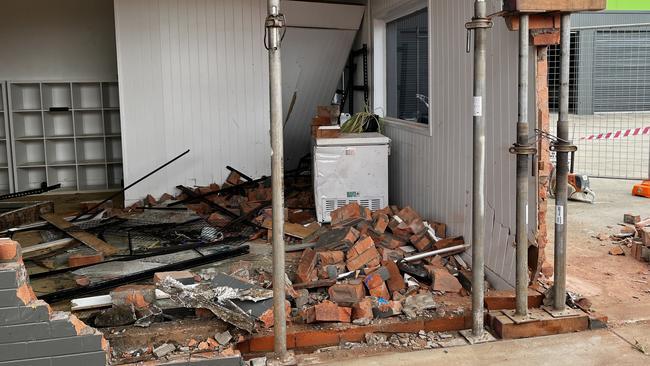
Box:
(370, 0), (521, 288)
(114, 0), (271, 203)
(114, 0), (364, 202)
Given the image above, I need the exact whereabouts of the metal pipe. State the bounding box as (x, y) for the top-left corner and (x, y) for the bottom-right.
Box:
(471, 0), (488, 337)
(266, 0), (287, 356)
(336, 244), (471, 280)
(515, 14), (530, 317)
(553, 13), (571, 311)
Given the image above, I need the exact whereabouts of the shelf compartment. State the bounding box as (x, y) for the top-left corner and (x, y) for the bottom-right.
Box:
(12, 112), (43, 138)
(11, 83), (41, 111)
(42, 83), (72, 110)
(0, 169), (9, 194)
(0, 114), (5, 139)
(47, 166), (77, 190)
(44, 111), (73, 137)
(76, 138), (105, 163)
(104, 110), (121, 135)
(108, 164), (123, 189)
(16, 167), (46, 190)
(72, 83), (102, 109)
(102, 82), (120, 108)
(79, 165), (107, 190)
(0, 141), (8, 166)
(15, 140), (45, 166)
(74, 110), (103, 136)
(106, 137), (122, 162)
(46, 139), (76, 165)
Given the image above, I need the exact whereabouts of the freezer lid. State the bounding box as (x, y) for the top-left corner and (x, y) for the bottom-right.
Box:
(315, 132), (391, 146)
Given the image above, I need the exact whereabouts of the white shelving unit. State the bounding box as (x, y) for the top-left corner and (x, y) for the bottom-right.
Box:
(8, 81), (123, 192)
(0, 83), (14, 194)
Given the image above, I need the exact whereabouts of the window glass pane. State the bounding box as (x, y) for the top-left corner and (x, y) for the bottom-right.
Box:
(386, 9), (429, 124)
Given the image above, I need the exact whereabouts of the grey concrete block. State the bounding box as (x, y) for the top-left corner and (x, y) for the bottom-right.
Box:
(0, 269), (19, 290)
(81, 335), (105, 352)
(0, 306), (20, 326)
(0, 336), (106, 362)
(50, 351), (107, 366)
(49, 318), (77, 338)
(28, 337), (86, 359)
(0, 357), (51, 366)
(0, 322), (50, 343)
(0, 342), (28, 362)
(0, 288), (24, 307)
(0, 303), (47, 326)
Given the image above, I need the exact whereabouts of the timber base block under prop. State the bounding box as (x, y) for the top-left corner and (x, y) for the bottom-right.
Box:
(237, 313), (472, 354)
(486, 308), (589, 340)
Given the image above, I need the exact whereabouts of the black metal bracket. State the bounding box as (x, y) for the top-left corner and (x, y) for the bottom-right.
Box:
(550, 143), (578, 153)
(0, 183), (61, 201)
(509, 143), (538, 155)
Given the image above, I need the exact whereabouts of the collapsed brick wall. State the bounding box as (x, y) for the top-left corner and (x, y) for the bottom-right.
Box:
(0, 239), (109, 366)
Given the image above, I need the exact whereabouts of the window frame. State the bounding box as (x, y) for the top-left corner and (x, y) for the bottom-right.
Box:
(373, 0), (432, 136)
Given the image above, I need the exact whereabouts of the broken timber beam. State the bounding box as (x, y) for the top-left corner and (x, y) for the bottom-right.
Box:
(41, 213), (120, 256)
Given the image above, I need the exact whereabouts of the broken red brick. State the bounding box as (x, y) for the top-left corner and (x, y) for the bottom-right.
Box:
(397, 206), (421, 223)
(347, 236), (375, 259)
(411, 233), (434, 252)
(355, 221), (371, 236)
(608, 246), (625, 256)
(206, 337), (219, 349)
(15, 283), (37, 305)
(328, 282), (366, 305)
(145, 194), (157, 206)
(318, 251), (345, 265)
(0, 240), (20, 262)
(153, 270), (195, 285)
(158, 193), (175, 203)
(68, 253), (104, 268)
(296, 248), (318, 283)
(226, 171), (242, 186)
(368, 281), (390, 300)
(431, 268), (463, 293)
(372, 214), (389, 234)
(330, 203), (371, 227)
(346, 246), (381, 271)
(352, 297), (374, 321)
(198, 341), (210, 351)
(110, 285), (156, 309)
(382, 260), (406, 293)
(248, 187), (272, 202)
(434, 236), (465, 250)
(313, 300), (351, 323)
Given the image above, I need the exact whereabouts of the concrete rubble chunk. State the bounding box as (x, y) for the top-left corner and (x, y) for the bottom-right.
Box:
(153, 342), (176, 358)
(215, 330), (233, 345)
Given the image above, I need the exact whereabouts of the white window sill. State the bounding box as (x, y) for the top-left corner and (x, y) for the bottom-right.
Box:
(381, 117), (432, 137)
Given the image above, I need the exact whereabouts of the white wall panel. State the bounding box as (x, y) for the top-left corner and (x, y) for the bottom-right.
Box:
(370, 0), (523, 288)
(115, 0), (271, 202)
(115, 0), (363, 201)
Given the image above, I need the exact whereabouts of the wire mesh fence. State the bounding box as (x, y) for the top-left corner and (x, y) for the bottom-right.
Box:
(548, 23), (650, 180)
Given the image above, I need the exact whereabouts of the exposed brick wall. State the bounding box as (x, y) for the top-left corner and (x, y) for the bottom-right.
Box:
(0, 239), (109, 366)
(533, 46), (553, 282)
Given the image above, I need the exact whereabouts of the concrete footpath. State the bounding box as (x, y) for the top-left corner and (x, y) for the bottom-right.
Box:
(324, 322), (650, 366)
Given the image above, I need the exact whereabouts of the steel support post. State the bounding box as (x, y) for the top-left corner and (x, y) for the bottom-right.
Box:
(515, 14), (530, 317)
(266, 0), (287, 356)
(471, 0), (488, 337)
(553, 13), (571, 311)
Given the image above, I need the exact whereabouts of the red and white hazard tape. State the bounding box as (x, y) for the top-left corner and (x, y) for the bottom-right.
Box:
(580, 126), (650, 141)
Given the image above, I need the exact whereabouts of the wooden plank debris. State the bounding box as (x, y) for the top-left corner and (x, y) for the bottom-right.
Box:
(41, 213), (120, 256)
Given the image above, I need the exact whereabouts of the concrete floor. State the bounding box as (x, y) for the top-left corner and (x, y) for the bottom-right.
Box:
(547, 178), (650, 324)
(324, 323), (650, 366)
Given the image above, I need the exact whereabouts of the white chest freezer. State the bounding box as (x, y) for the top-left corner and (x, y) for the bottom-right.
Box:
(313, 132), (391, 223)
